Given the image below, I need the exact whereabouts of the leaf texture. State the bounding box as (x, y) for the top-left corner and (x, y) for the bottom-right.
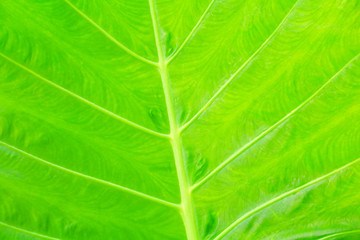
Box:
(0, 0), (360, 239)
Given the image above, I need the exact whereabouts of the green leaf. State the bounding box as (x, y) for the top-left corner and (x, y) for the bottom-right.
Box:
(0, 0), (360, 239)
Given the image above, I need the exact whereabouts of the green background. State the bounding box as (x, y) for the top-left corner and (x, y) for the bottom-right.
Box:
(0, 0), (360, 239)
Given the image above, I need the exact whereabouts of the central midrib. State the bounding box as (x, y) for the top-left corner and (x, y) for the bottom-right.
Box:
(148, 0), (199, 240)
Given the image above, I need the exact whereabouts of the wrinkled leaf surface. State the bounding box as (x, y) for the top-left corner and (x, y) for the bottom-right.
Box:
(0, 0), (360, 239)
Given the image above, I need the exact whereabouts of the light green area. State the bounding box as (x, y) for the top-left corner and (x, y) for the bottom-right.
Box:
(0, 0), (359, 239)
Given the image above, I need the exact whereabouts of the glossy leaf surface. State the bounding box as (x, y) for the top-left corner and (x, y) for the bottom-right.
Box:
(0, 0), (360, 239)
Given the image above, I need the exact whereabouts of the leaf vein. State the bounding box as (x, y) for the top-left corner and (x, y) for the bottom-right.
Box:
(63, 0), (158, 66)
(180, 0), (302, 132)
(0, 220), (60, 240)
(148, 0), (199, 238)
(192, 52), (360, 190)
(0, 52), (168, 139)
(318, 229), (360, 240)
(0, 140), (179, 209)
(167, 0), (217, 63)
(213, 158), (360, 240)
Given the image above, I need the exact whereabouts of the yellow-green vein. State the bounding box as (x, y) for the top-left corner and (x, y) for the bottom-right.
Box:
(180, 0), (301, 132)
(0, 220), (60, 240)
(0, 140), (179, 209)
(213, 158), (360, 240)
(191, 53), (360, 191)
(63, 0), (158, 67)
(148, 0), (199, 239)
(0, 52), (168, 139)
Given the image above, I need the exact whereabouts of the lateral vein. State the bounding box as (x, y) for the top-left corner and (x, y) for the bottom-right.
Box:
(213, 158), (360, 240)
(0, 140), (179, 209)
(180, 0), (302, 132)
(318, 229), (360, 240)
(63, 0), (158, 66)
(167, 0), (217, 63)
(192, 53), (360, 191)
(0, 220), (60, 240)
(0, 52), (168, 139)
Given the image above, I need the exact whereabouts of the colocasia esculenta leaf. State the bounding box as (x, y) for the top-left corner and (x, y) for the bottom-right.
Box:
(0, 0), (360, 239)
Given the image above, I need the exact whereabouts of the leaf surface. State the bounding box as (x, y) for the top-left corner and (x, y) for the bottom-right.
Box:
(0, 0), (360, 239)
